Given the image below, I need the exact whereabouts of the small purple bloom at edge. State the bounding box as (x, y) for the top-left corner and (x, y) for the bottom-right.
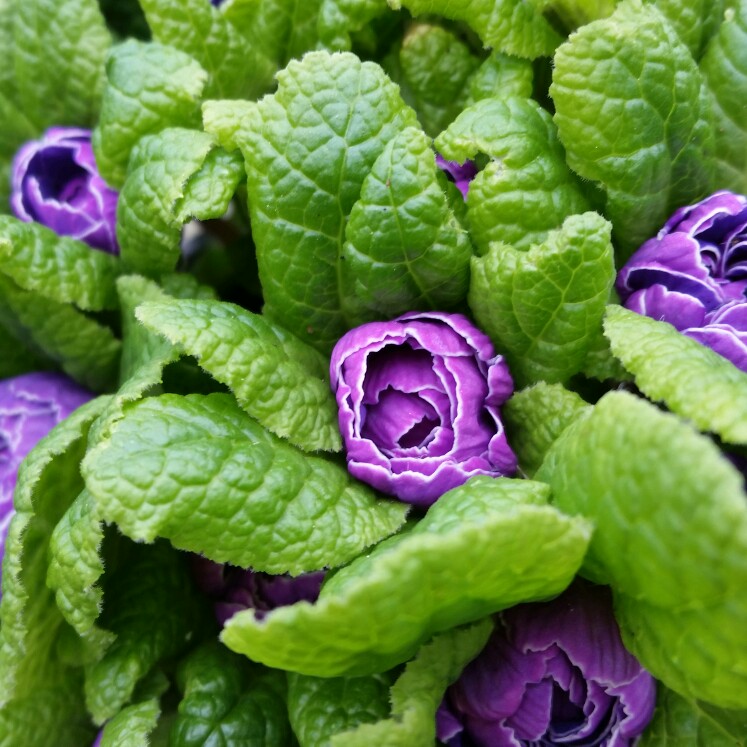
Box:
(330, 311), (517, 507)
(436, 154), (477, 200)
(11, 127), (119, 254)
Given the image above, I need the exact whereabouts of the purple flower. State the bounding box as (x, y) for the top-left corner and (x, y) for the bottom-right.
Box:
(11, 127), (119, 254)
(330, 312), (517, 507)
(439, 582), (656, 747)
(0, 372), (93, 572)
(617, 190), (747, 370)
(191, 556), (325, 625)
(436, 154), (477, 199)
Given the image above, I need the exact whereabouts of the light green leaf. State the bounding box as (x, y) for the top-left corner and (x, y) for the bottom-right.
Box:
(84, 540), (209, 724)
(0, 395), (110, 705)
(12, 0), (110, 128)
(139, 0), (274, 99)
(395, 23), (481, 137)
(701, 0), (747, 193)
(0, 216), (119, 311)
(388, 0), (563, 59)
(46, 489), (113, 662)
(234, 50), (418, 352)
(171, 642), (294, 747)
(221, 476), (590, 676)
(653, 0), (726, 60)
(82, 393), (408, 574)
(469, 212), (615, 387)
(116, 128), (228, 276)
(93, 39), (208, 189)
(0, 274), (120, 392)
(317, 0), (390, 50)
(341, 126), (472, 325)
(100, 699), (160, 747)
(0, 0), (16, 100)
(640, 686), (747, 746)
(502, 382), (591, 476)
(536, 391), (747, 708)
(288, 671), (394, 747)
(551, 0), (715, 259)
(604, 305), (747, 445)
(435, 97), (590, 254)
(465, 50), (533, 106)
(136, 299), (341, 452)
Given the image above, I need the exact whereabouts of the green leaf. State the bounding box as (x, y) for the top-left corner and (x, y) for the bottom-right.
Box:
(82, 393), (407, 574)
(550, 0), (715, 259)
(341, 126), (472, 325)
(287, 671), (394, 747)
(329, 620), (492, 747)
(0, 216), (119, 311)
(12, 0), (110, 128)
(536, 391), (747, 708)
(388, 0), (563, 59)
(0, 274), (121, 392)
(653, 0), (726, 60)
(469, 212), (615, 387)
(99, 699), (160, 747)
(0, 320), (54, 377)
(139, 0), (274, 99)
(701, 0), (747, 193)
(116, 128), (224, 276)
(502, 382), (591, 476)
(435, 97), (590, 254)
(318, 0), (390, 50)
(136, 299), (341, 452)
(171, 642), (294, 747)
(46, 489), (113, 662)
(92, 39), (209, 189)
(640, 686), (747, 746)
(221, 476), (590, 676)
(84, 540), (209, 724)
(395, 23), (481, 137)
(0, 395), (110, 706)
(233, 50), (418, 352)
(604, 305), (747, 445)
(0, 0), (17, 101)
(465, 51), (533, 106)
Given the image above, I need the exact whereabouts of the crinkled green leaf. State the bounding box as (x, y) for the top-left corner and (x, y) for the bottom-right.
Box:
(465, 50), (533, 106)
(341, 126), (472, 325)
(0, 395), (110, 706)
(116, 128), (224, 276)
(171, 642), (294, 747)
(46, 489), (113, 662)
(84, 540), (208, 724)
(221, 476), (590, 676)
(550, 0), (715, 259)
(503, 382), (591, 476)
(82, 393), (408, 574)
(99, 698), (160, 747)
(580, 323), (632, 382)
(653, 0), (725, 60)
(136, 299), (341, 452)
(329, 620), (492, 747)
(640, 686), (747, 746)
(469, 212), (614, 387)
(435, 97), (590, 254)
(202, 99), (255, 153)
(0, 216), (119, 311)
(12, 0), (110, 128)
(0, 0), (16, 99)
(0, 274), (120, 392)
(536, 391), (747, 708)
(139, 0), (274, 99)
(288, 671), (394, 747)
(0, 91), (36, 212)
(394, 24), (480, 137)
(701, 0), (747, 193)
(604, 305), (747, 445)
(317, 0), (390, 50)
(233, 50), (418, 352)
(388, 0), (562, 59)
(93, 39), (208, 189)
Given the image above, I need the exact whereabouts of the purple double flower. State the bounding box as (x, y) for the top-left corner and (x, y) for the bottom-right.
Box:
(438, 582), (656, 746)
(11, 127), (119, 254)
(617, 191), (747, 371)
